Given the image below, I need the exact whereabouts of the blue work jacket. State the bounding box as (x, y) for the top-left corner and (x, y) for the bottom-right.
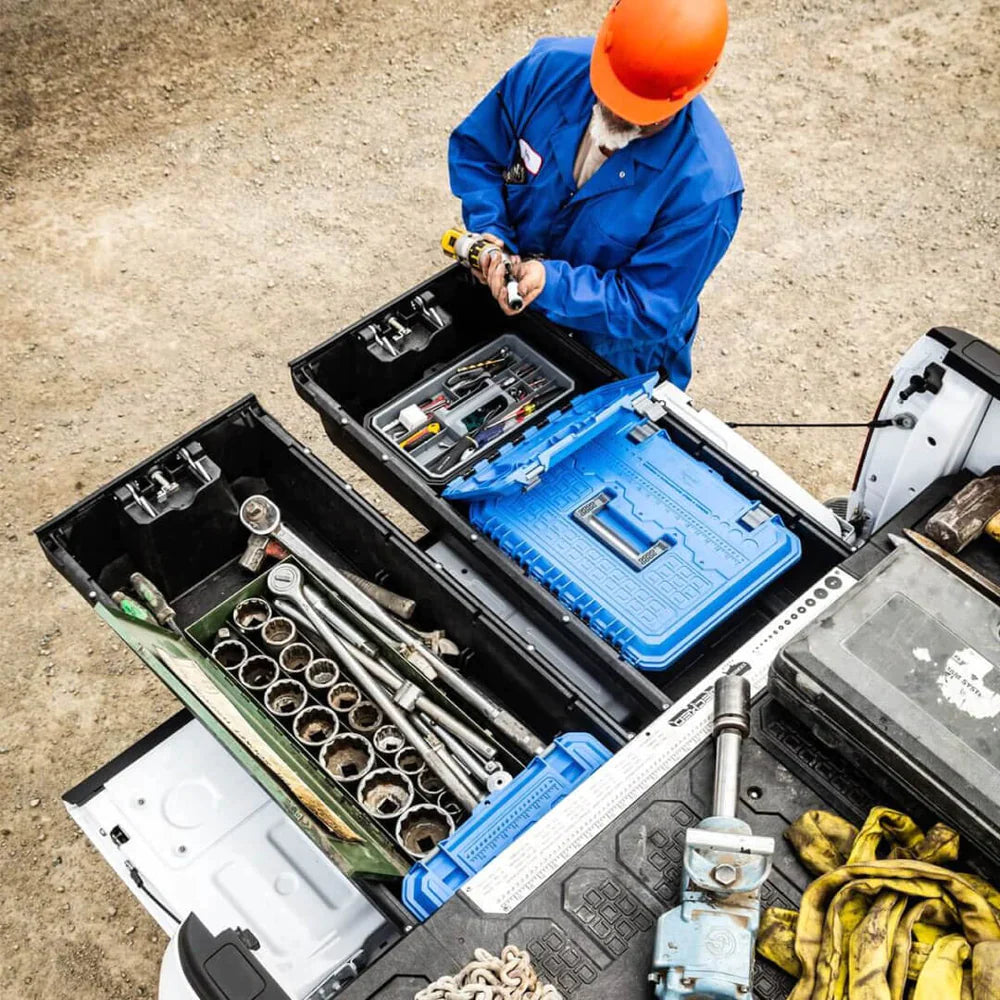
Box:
(449, 37), (743, 385)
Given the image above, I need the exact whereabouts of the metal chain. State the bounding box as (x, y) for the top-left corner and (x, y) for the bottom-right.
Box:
(414, 946), (562, 1000)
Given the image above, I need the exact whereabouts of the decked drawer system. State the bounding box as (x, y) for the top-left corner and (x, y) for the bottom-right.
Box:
(37, 265), (1000, 1000)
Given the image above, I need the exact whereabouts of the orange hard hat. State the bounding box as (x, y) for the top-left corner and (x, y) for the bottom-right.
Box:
(591, 0), (729, 126)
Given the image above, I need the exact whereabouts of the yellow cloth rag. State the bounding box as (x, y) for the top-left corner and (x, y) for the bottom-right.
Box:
(757, 807), (1000, 999)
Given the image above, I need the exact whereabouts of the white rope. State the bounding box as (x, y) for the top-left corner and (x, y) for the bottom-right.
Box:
(414, 945), (563, 1000)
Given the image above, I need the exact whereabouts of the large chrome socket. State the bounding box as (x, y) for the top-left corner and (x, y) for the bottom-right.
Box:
(373, 725), (405, 756)
(347, 700), (384, 734)
(357, 768), (414, 820)
(292, 705), (340, 747)
(264, 678), (308, 718)
(233, 597), (272, 632)
(278, 642), (312, 675)
(327, 682), (361, 714)
(304, 658), (340, 695)
(320, 733), (375, 784)
(260, 615), (296, 650)
(239, 655), (280, 692)
(394, 745), (425, 777)
(416, 768), (445, 798)
(395, 804), (455, 859)
(212, 639), (248, 672)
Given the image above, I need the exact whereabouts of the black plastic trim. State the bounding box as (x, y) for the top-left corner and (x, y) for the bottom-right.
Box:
(62, 709), (192, 807)
(926, 326), (1000, 398)
(178, 912), (291, 1000)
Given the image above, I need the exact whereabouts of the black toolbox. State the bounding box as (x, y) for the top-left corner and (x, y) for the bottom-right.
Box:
(290, 267), (853, 730)
(35, 397), (629, 903)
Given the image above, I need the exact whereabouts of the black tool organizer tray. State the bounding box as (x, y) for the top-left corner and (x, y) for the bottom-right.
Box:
(35, 397), (630, 918)
(336, 689), (1000, 1000)
(291, 266), (854, 732)
(367, 333), (574, 482)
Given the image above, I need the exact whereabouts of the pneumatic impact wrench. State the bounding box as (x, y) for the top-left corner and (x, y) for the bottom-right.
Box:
(650, 675), (774, 1000)
(441, 228), (524, 311)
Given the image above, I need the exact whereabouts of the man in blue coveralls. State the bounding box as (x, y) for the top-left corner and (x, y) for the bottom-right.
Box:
(448, 0), (741, 385)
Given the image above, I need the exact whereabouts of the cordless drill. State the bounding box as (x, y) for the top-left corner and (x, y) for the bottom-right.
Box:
(441, 228), (524, 311)
(650, 676), (774, 999)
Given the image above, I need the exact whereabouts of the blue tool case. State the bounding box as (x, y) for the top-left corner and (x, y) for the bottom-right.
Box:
(444, 375), (802, 671)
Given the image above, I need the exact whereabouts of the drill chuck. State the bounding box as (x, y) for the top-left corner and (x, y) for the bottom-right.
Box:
(441, 228), (524, 311)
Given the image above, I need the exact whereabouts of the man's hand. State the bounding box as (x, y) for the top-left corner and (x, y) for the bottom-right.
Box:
(511, 259), (545, 311)
(487, 256), (546, 316)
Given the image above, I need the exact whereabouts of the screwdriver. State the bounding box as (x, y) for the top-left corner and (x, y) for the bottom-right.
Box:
(130, 572), (184, 636)
(400, 422), (442, 452)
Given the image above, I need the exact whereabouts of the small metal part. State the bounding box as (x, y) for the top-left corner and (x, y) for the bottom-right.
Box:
(373, 725), (406, 756)
(328, 682), (361, 714)
(321, 733), (375, 783)
(125, 481), (157, 518)
(386, 314), (411, 341)
(178, 445), (213, 484)
(239, 655), (280, 692)
(410, 291), (448, 331)
(394, 746), (425, 777)
(304, 657), (340, 694)
(357, 768), (414, 820)
(348, 700), (384, 734)
(264, 678), (308, 718)
(239, 534), (270, 573)
(149, 467), (179, 504)
(260, 616), (296, 649)
(233, 597), (272, 632)
(395, 804), (455, 859)
(416, 769), (445, 798)
(292, 705), (340, 747)
(438, 795), (464, 821)
(212, 639), (248, 672)
(279, 642), (312, 675)
(485, 770), (513, 793)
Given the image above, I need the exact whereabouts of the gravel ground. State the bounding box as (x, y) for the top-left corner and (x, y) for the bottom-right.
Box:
(1, 0), (998, 996)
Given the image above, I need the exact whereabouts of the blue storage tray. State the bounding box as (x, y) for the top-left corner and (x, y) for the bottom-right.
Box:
(402, 732), (611, 920)
(445, 377), (802, 671)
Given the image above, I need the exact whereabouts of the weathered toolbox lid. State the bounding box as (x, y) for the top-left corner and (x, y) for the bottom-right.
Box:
(443, 373), (658, 500)
(446, 377), (801, 671)
(773, 539), (1000, 860)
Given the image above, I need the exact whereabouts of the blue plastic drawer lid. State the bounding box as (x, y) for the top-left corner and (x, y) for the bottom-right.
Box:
(444, 375), (801, 671)
(403, 732), (611, 920)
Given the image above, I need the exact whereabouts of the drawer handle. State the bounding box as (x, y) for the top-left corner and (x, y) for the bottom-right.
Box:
(572, 491), (671, 571)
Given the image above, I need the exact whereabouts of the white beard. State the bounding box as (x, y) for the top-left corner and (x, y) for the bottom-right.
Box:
(588, 102), (641, 151)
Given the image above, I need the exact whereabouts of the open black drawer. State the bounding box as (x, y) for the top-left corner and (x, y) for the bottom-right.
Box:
(290, 268), (854, 725)
(35, 397), (631, 904)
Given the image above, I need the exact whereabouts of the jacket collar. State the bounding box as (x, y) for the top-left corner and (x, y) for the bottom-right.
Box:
(548, 85), (693, 203)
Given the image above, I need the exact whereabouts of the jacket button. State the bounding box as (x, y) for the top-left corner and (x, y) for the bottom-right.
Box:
(619, 170), (626, 179)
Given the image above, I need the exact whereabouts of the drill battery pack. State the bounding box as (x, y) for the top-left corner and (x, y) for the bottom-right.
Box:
(771, 539), (1000, 866)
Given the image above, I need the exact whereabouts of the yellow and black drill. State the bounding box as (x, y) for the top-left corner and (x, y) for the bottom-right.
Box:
(441, 228), (524, 311)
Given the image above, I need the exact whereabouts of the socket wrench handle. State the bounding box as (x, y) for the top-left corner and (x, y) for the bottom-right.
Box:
(712, 675), (750, 820)
(267, 563), (479, 811)
(240, 495), (545, 756)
